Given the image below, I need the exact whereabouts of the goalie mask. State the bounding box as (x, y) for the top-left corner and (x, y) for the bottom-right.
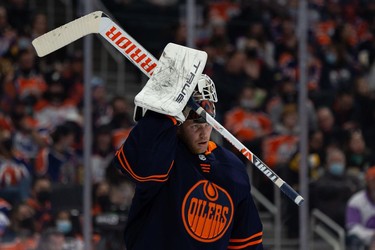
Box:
(186, 74), (218, 123)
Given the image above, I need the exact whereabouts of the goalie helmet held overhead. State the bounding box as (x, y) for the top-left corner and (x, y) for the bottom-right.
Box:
(193, 74), (218, 104)
(186, 74), (218, 123)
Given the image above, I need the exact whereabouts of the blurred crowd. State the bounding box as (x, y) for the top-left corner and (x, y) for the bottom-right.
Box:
(0, 0), (136, 249)
(1, 0), (375, 249)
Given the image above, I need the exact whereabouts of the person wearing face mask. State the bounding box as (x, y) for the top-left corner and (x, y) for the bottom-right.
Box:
(54, 210), (84, 249)
(26, 177), (53, 233)
(310, 147), (361, 228)
(346, 167), (375, 249)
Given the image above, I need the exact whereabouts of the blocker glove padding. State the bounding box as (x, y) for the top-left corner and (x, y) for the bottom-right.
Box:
(134, 43), (207, 123)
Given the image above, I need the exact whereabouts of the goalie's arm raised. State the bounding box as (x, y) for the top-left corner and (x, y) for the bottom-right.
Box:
(113, 112), (178, 184)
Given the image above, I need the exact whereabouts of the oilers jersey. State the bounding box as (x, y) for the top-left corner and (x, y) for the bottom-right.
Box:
(112, 111), (263, 249)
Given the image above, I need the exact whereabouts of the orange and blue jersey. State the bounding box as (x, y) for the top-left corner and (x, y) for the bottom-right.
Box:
(112, 111), (263, 250)
(224, 107), (272, 142)
(262, 134), (299, 169)
(34, 147), (80, 184)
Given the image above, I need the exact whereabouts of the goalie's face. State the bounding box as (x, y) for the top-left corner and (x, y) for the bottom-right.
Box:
(179, 120), (212, 154)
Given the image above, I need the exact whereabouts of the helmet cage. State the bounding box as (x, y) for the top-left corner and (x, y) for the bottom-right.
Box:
(192, 74), (218, 103)
(187, 74), (218, 122)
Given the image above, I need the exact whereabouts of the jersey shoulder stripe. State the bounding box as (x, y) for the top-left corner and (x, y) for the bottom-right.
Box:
(115, 147), (173, 182)
(228, 231), (263, 249)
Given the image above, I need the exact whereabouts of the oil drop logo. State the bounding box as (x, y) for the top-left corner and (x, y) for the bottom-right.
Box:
(182, 180), (234, 242)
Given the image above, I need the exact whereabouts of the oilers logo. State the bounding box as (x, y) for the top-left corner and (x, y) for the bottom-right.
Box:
(181, 180), (234, 243)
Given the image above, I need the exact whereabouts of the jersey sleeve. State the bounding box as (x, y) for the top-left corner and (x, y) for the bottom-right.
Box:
(228, 191), (263, 250)
(112, 111), (178, 184)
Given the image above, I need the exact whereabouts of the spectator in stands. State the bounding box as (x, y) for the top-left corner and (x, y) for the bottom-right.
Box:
(26, 177), (53, 233)
(8, 49), (47, 112)
(108, 178), (135, 214)
(92, 181), (111, 216)
(54, 209), (83, 249)
(274, 104), (299, 136)
(0, 6), (17, 57)
(287, 129), (326, 184)
(6, 0), (32, 34)
(0, 126), (31, 205)
(261, 104), (299, 200)
(109, 96), (134, 149)
(92, 176), (134, 226)
(310, 147), (361, 228)
(4, 202), (38, 248)
(262, 104), (299, 170)
(243, 38), (276, 93)
(92, 125), (115, 184)
(319, 42), (355, 96)
(10, 99), (47, 164)
(36, 227), (66, 250)
(62, 51), (84, 106)
(344, 129), (375, 177)
(332, 89), (362, 131)
(316, 106), (345, 148)
(91, 76), (112, 128)
(274, 17), (298, 63)
(266, 78), (317, 131)
(110, 95), (133, 119)
(306, 46), (323, 94)
(34, 122), (82, 184)
(239, 21), (275, 69)
(353, 76), (375, 150)
(30, 12), (48, 40)
(346, 166), (375, 249)
(280, 129), (325, 238)
(212, 50), (247, 118)
(224, 83), (272, 158)
(34, 71), (82, 133)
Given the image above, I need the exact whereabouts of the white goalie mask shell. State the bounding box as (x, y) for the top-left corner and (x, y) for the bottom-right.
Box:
(192, 74), (218, 103)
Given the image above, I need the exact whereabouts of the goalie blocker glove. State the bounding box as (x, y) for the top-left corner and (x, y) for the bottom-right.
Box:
(135, 74), (218, 124)
(134, 43), (207, 124)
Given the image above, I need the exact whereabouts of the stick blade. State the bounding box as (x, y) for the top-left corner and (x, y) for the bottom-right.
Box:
(32, 11), (104, 57)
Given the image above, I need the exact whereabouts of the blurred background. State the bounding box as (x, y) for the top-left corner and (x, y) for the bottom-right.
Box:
(0, 0), (375, 249)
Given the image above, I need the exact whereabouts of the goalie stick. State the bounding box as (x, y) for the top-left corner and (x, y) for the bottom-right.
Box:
(32, 11), (304, 206)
